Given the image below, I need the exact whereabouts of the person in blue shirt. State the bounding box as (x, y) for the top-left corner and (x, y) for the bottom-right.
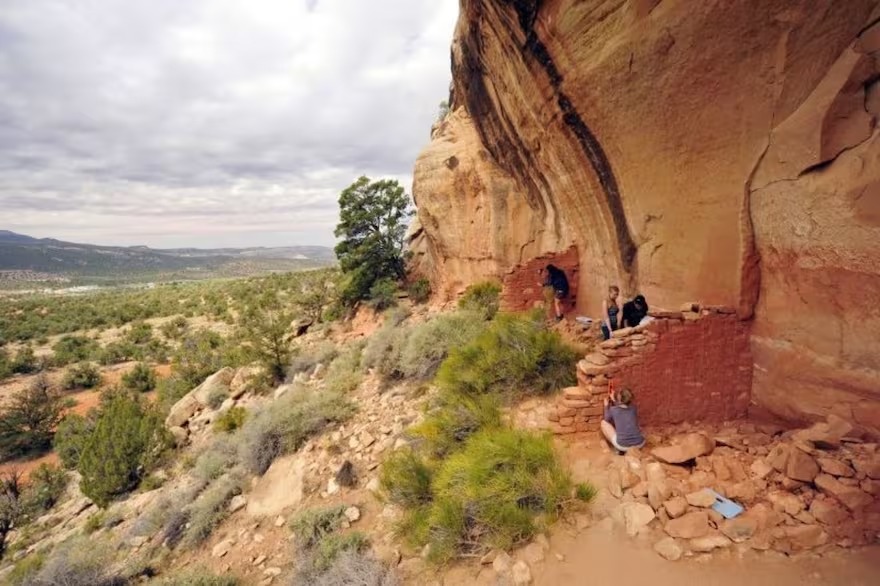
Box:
(601, 387), (645, 454)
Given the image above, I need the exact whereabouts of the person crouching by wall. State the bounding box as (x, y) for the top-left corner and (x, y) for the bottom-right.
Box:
(537, 264), (570, 322)
(601, 387), (645, 454)
(601, 285), (621, 340)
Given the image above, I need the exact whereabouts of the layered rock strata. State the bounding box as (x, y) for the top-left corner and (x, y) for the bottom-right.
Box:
(410, 0), (880, 434)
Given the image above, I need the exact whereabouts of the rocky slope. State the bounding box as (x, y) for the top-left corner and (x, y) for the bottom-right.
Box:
(409, 0), (880, 434)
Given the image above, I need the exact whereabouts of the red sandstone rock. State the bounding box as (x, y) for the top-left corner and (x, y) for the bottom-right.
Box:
(689, 533), (733, 553)
(772, 525), (829, 553)
(786, 449), (820, 482)
(720, 516), (758, 543)
(767, 444), (790, 472)
(767, 491), (805, 516)
(809, 498), (850, 525)
(663, 496), (688, 519)
(664, 511), (710, 539)
(584, 352), (611, 366)
(817, 457), (855, 478)
(852, 455), (880, 479)
(652, 434), (715, 464)
(815, 474), (873, 511)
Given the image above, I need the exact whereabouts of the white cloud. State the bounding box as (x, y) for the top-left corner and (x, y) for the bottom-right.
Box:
(0, 0), (458, 248)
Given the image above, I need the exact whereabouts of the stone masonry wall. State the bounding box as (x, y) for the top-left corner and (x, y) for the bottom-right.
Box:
(549, 306), (752, 434)
(499, 246), (579, 315)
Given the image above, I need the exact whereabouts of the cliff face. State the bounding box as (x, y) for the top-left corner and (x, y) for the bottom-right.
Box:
(410, 0), (880, 434)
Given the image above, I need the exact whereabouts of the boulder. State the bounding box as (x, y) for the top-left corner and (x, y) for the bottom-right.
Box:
(664, 511), (710, 539)
(685, 489), (717, 508)
(750, 459), (774, 480)
(212, 539), (235, 558)
(817, 457), (855, 478)
(766, 444), (790, 472)
(814, 474), (873, 511)
(492, 551), (512, 574)
(622, 502), (656, 537)
(792, 415), (854, 450)
(852, 455), (880, 480)
(166, 394), (200, 428)
(168, 426), (189, 447)
(664, 496), (688, 519)
(192, 367), (236, 405)
(229, 366), (262, 399)
(228, 495), (247, 513)
(653, 537), (683, 561)
(767, 491), (804, 516)
(772, 525), (829, 553)
(344, 506), (361, 523)
(689, 533), (732, 553)
(246, 455), (305, 517)
(719, 516), (758, 543)
(651, 434), (715, 464)
(786, 449), (820, 482)
(648, 481), (672, 511)
(511, 560), (532, 586)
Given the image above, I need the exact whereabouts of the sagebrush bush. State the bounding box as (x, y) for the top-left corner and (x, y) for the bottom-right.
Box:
(62, 362), (102, 390)
(10, 346), (39, 374)
(194, 436), (239, 482)
(436, 312), (576, 400)
(289, 505), (347, 547)
(213, 407), (246, 433)
(77, 390), (172, 507)
(238, 388), (353, 475)
(288, 341), (339, 378)
(23, 536), (122, 586)
(122, 362), (157, 392)
(159, 316), (189, 340)
(322, 342), (364, 395)
(305, 549), (399, 586)
(394, 311), (485, 381)
(180, 471), (245, 548)
(457, 281), (501, 320)
(155, 569), (239, 586)
(366, 278), (398, 310)
(7, 552), (45, 586)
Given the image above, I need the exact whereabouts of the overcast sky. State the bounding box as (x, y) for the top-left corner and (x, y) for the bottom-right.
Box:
(0, 0), (458, 248)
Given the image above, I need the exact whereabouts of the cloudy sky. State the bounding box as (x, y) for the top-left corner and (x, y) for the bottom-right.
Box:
(0, 0), (458, 248)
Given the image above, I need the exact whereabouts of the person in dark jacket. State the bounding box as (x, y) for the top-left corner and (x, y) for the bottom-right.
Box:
(538, 264), (569, 321)
(601, 387), (645, 453)
(621, 294), (649, 328)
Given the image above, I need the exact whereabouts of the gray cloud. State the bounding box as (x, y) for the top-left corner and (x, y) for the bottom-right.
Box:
(0, 0), (457, 247)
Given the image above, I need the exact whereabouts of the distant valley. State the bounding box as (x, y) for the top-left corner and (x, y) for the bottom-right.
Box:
(0, 230), (335, 287)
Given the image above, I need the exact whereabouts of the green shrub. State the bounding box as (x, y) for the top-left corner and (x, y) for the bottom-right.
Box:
(575, 482), (597, 502)
(54, 413), (96, 470)
(213, 407), (246, 434)
(83, 511), (105, 534)
(427, 428), (572, 561)
(7, 551), (45, 585)
(10, 346), (39, 374)
(303, 549), (399, 586)
(159, 316), (189, 340)
(366, 278), (398, 311)
(156, 375), (191, 414)
(0, 348), (11, 380)
(289, 505), (347, 547)
(181, 472), (244, 548)
(154, 568), (239, 586)
(457, 281), (501, 320)
(436, 312), (576, 400)
(312, 532), (369, 573)
(238, 388), (353, 475)
(77, 391), (172, 507)
(407, 278), (431, 304)
(62, 362), (102, 390)
(394, 311), (486, 381)
(238, 300), (296, 383)
(96, 340), (136, 365)
(52, 335), (99, 366)
(23, 535), (122, 585)
(379, 450), (433, 507)
(409, 394), (502, 458)
(172, 330), (243, 388)
(122, 362), (157, 392)
(0, 375), (64, 462)
(125, 321), (154, 344)
(193, 438), (238, 482)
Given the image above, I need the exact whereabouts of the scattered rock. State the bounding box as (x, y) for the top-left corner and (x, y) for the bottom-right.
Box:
(327, 478), (340, 496)
(480, 550), (499, 565)
(653, 536), (683, 561)
(651, 434), (715, 464)
(253, 554), (267, 566)
(663, 496), (688, 519)
(719, 516), (758, 543)
(519, 542), (545, 564)
(689, 533), (732, 552)
(852, 456), (880, 480)
(685, 489), (717, 508)
(228, 495), (247, 513)
(664, 511), (710, 539)
(773, 525), (829, 552)
(274, 516), (286, 527)
(212, 539), (235, 558)
(767, 444), (790, 472)
(492, 551), (512, 574)
(166, 394), (200, 428)
(814, 474), (873, 511)
(622, 503), (656, 537)
(793, 415), (853, 450)
(648, 481), (672, 511)
(750, 459), (773, 480)
(366, 477), (381, 494)
(511, 560), (532, 585)
(620, 468), (641, 489)
(767, 491), (804, 516)
(344, 506), (361, 523)
(786, 449), (820, 482)
(192, 367), (235, 405)
(168, 425), (189, 446)
(817, 457), (855, 478)
(263, 567), (282, 577)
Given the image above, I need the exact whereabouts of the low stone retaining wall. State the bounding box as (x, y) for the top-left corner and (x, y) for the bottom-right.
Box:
(549, 306), (752, 434)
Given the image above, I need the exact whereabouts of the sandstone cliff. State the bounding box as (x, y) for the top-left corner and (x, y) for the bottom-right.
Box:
(409, 0), (880, 434)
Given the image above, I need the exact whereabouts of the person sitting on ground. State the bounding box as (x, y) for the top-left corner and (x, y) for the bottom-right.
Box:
(601, 387), (645, 454)
(601, 285), (621, 340)
(621, 293), (649, 328)
(537, 264), (570, 322)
